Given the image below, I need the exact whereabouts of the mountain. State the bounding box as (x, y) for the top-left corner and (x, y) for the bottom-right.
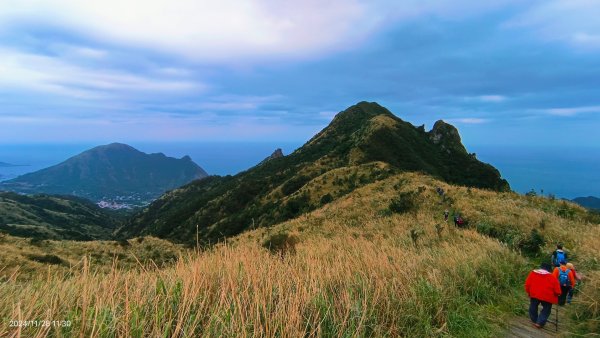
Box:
(0, 161), (21, 167)
(0, 143), (208, 205)
(0, 192), (118, 240)
(119, 101), (509, 244)
(572, 196), (600, 210)
(257, 148), (285, 166)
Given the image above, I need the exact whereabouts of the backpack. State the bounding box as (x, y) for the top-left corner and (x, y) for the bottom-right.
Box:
(558, 268), (571, 287)
(554, 251), (566, 266)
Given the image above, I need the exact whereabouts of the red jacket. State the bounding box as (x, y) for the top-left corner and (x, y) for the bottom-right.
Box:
(525, 269), (562, 304)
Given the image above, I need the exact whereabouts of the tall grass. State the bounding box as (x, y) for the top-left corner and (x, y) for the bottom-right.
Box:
(1, 171), (598, 337)
(1, 231), (525, 337)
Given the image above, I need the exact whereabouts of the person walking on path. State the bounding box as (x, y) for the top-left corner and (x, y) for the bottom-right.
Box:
(551, 244), (568, 268)
(565, 262), (581, 304)
(553, 261), (576, 306)
(525, 262), (562, 329)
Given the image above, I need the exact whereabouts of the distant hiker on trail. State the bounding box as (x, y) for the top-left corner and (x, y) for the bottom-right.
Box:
(444, 209), (449, 222)
(551, 244), (568, 268)
(553, 261), (576, 306)
(454, 214), (465, 227)
(525, 262), (562, 329)
(436, 187), (445, 196)
(566, 263), (581, 304)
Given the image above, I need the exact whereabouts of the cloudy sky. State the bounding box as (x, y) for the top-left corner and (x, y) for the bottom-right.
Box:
(1, 0), (600, 146)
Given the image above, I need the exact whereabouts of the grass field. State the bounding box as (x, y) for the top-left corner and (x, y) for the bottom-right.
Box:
(1, 171), (598, 337)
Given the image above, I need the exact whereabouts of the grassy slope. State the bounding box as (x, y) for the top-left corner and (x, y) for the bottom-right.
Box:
(1, 171), (598, 337)
(0, 235), (185, 280)
(0, 192), (119, 241)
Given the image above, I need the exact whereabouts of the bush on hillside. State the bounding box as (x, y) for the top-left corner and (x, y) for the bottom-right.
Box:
(262, 232), (299, 257)
(525, 189), (537, 197)
(281, 175), (311, 196)
(557, 201), (576, 219)
(281, 194), (311, 219)
(117, 239), (130, 247)
(27, 254), (64, 265)
(518, 229), (545, 256)
(389, 191), (419, 214)
(584, 210), (600, 224)
(476, 222), (545, 257)
(320, 193), (333, 205)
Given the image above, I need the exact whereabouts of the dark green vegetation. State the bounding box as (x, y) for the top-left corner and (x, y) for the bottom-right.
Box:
(572, 195), (600, 210)
(0, 143), (207, 204)
(0, 192), (118, 240)
(120, 101), (509, 244)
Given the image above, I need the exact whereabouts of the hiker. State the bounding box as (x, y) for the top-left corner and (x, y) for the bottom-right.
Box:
(525, 262), (562, 329)
(444, 209), (449, 222)
(551, 244), (568, 268)
(553, 261), (576, 306)
(436, 187), (445, 196)
(565, 262), (581, 304)
(455, 215), (465, 228)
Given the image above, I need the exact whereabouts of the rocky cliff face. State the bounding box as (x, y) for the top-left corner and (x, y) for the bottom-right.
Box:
(428, 120), (468, 155)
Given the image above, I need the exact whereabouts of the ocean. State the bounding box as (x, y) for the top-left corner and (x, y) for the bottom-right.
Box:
(0, 143), (598, 199)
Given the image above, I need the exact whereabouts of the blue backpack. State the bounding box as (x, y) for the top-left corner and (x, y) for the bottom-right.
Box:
(554, 251), (566, 266)
(558, 268), (571, 287)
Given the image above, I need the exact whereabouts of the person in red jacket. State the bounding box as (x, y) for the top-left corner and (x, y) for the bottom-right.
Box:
(553, 260), (576, 306)
(525, 262), (562, 328)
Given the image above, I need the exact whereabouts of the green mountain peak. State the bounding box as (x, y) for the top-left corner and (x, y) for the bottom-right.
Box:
(120, 101), (509, 244)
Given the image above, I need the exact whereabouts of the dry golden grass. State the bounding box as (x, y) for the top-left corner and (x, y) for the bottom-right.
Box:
(1, 171), (598, 337)
(0, 231), (524, 337)
(0, 235), (184, 281)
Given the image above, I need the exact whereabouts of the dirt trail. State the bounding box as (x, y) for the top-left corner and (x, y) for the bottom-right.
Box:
(505, 303), (572, 338)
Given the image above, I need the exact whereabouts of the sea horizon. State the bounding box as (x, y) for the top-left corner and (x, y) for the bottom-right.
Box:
(0, 142), (598, 200)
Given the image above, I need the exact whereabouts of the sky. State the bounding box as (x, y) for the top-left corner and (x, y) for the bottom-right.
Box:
(1, 0), (600, 147)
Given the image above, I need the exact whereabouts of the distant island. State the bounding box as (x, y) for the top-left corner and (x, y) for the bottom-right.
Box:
(0, 161), (26, 167)
(572, 196), (600, 210)
(0, 143), (208, 207)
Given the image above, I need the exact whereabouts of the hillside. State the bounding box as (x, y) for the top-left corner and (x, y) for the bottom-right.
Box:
(0, 234), (185, 280)
(2, 172), (598, 337)
(0, 143), (208, 205)
(120, 101), (509, 244)
(573, 196), (600, 210)
(0, 192), (118, 240)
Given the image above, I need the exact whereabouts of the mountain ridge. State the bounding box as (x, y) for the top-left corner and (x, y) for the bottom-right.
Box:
(0, 143), (208, 205)
(572, 196), (600, 210)
(119, 101), (509, 244)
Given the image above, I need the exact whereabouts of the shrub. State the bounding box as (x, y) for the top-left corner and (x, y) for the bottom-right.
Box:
(389, 191), (418, 214)
(281, 175), (311, 196)
(262, 232), (299, 257)
(117, 239), (130, 247)
(557, 202), (576, 219)
(320, 194), (333, 205)
(518, 229), (545, 256)
(583, 210), (600, 224)
(29, 237), (45, 246)
(27, 254), (64, 265)
(282, 194), (311, 219)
